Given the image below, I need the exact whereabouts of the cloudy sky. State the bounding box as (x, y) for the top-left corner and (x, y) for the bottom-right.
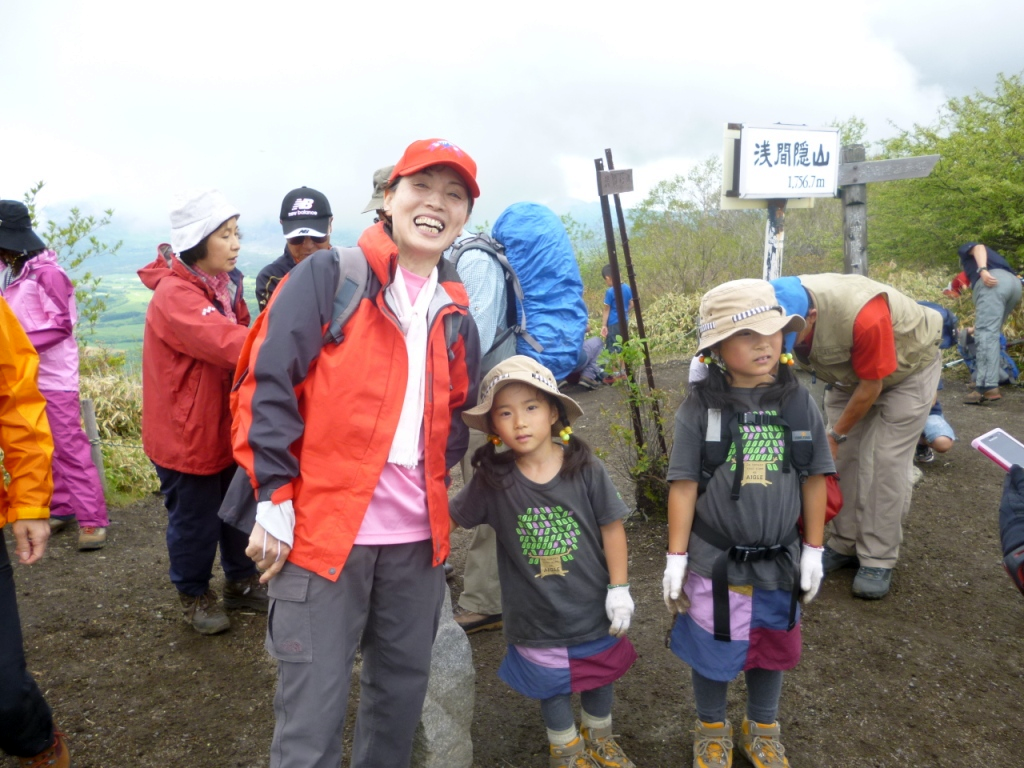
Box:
(2, 0), (1021, 240)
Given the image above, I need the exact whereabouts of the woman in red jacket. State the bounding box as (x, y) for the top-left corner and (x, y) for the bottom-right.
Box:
(234, 140), (481, 767)
(139, 189), (266, 635)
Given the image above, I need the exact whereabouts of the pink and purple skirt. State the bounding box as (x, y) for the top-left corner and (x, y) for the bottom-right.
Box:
(499, 634), (637, 700)
(669, 572), (801, 682)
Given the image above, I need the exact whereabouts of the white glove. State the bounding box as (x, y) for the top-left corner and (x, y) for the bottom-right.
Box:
(605, 585), (634, 637)
(662, 553), (689, 613)
(800, 544), (824, 604)
(256, 499), (296, 549)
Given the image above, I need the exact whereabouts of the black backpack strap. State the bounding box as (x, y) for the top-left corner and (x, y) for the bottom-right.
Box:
(691, 517), (800, 642)
(322, 247), (373, 346)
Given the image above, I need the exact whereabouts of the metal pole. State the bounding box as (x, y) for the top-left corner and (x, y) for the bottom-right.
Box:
(604, 148), (666, 456)
(595, 157), (644, 450)
(841, 144), (868, 276)
(762, 199), (787, 281)
(81, 398), (107, 494)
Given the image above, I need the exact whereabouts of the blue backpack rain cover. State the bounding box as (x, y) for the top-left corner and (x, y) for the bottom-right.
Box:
(492, 203), (589, 380)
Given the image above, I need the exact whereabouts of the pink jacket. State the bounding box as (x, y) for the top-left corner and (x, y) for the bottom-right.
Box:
(0, 250), (80, 392)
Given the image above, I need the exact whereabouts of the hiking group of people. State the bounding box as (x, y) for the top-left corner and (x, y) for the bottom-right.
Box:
(0, 134), (1018, 768)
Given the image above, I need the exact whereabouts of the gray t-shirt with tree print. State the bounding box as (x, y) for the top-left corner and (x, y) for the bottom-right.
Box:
(450, 457), (629, 647)
(667, 386), (834, 590)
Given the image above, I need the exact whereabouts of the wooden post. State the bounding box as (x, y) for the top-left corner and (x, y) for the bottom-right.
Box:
(81, 398), (107, 493)
(841, 144), (868, 276)
(762, 199), (787, 281)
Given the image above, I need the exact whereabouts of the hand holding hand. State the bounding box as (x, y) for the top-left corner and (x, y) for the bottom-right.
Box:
(800, 543), (824, 604)
(662, 553), (689, 613)
(605, 585), (634, 637)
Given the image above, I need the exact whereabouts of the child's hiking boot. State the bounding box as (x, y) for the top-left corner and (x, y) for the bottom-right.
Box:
(223, 574), (269, 612)
(914, 444), (935, 464)
(178, 589), (230, 635)
(77, 526), (107, 551)
(581, 724), (635, 768)
(550, 735), (601, 768)
(18, 728), (70, 768)
(693, 719), (733, 768)
(740, 718), (790, 768)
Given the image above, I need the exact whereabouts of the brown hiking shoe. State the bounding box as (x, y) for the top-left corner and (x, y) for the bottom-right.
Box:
(178, 590), (230, 635)
(48, 517), (72, 534)
(223, 574), (269, 612)
(18, 729), (70, 768)
(77, 526), (107, 551)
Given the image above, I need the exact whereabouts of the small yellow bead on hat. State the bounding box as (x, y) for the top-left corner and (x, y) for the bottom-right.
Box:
(697, 278), (805, 353)
(463, 355), (583, 436)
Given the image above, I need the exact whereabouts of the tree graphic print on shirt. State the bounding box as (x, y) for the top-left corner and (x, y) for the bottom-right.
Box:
(517, 505), (581, 578)
(727, 410), (785, 489)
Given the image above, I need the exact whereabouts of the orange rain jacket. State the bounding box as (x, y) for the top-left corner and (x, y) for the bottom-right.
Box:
(0, 296), (54, 525)
(231, 223), (480, 581)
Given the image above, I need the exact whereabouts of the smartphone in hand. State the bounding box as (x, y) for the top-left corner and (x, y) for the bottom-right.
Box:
(972, 428), (1024, 471)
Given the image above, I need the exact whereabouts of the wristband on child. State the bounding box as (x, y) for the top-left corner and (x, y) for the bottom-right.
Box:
(607, 583), (630, 589)
(802, 543), (824, 550)
(667, 551), (687, 556)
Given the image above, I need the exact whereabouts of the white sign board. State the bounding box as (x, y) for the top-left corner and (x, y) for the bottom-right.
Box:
(737, 125), (839, 199)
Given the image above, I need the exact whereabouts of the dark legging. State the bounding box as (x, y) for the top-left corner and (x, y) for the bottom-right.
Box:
(0, 529), (55, 758)
(692, 668), (784, 725)
(540, 684), (615, 731)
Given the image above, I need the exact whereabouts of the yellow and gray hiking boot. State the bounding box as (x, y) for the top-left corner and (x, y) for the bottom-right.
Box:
(693, 719), (733, 768)
(581, 724), (635, 768)
(550, 735), (601, 768)
(740, 718), (790, 768)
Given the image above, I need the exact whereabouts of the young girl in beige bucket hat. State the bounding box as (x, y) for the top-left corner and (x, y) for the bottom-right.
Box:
(451, 355), (637, 768)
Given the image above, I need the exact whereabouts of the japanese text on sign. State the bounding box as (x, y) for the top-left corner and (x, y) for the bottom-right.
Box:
(738, 125), (840, 199)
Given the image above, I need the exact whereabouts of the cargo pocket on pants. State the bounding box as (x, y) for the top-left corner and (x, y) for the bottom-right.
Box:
(265, 569), (313, 663)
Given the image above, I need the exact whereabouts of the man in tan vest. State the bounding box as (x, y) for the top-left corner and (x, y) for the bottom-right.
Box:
(771, 275), (942, 599)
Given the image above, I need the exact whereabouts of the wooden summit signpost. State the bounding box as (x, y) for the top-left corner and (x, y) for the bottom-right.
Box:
(722, 123), (940, 278)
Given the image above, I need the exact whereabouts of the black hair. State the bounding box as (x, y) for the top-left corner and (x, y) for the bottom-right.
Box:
(178, 218), (241, 266)
(178, 238), (207, 266)
(469, 389), (593, 491)
(601, 264), (612, 279)
(685, 352), (800, 411)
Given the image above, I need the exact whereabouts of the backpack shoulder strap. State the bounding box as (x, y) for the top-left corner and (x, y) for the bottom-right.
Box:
(322, 246), (375, 346)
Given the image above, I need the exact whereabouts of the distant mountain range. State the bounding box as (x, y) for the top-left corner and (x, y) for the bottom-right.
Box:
(59, 200), (608, 281)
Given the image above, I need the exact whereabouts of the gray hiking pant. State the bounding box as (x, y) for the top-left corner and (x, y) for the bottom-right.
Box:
(458, 429), (503, 616)
(266, 541), (444, 768)
(973, 269), (1022, 390)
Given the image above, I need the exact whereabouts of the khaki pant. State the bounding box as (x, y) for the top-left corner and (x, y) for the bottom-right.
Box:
(457, 429), (503, 615)
(825, 351), (942, 568)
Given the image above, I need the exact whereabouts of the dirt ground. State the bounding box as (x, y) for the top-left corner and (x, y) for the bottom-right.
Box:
(6, 358), (1024, 768)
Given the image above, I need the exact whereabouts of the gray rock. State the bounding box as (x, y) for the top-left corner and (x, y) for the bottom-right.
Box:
(411, 589), (475, 768)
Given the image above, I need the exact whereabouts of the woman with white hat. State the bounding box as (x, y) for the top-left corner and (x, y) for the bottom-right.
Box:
(138, 189), (265, 635)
